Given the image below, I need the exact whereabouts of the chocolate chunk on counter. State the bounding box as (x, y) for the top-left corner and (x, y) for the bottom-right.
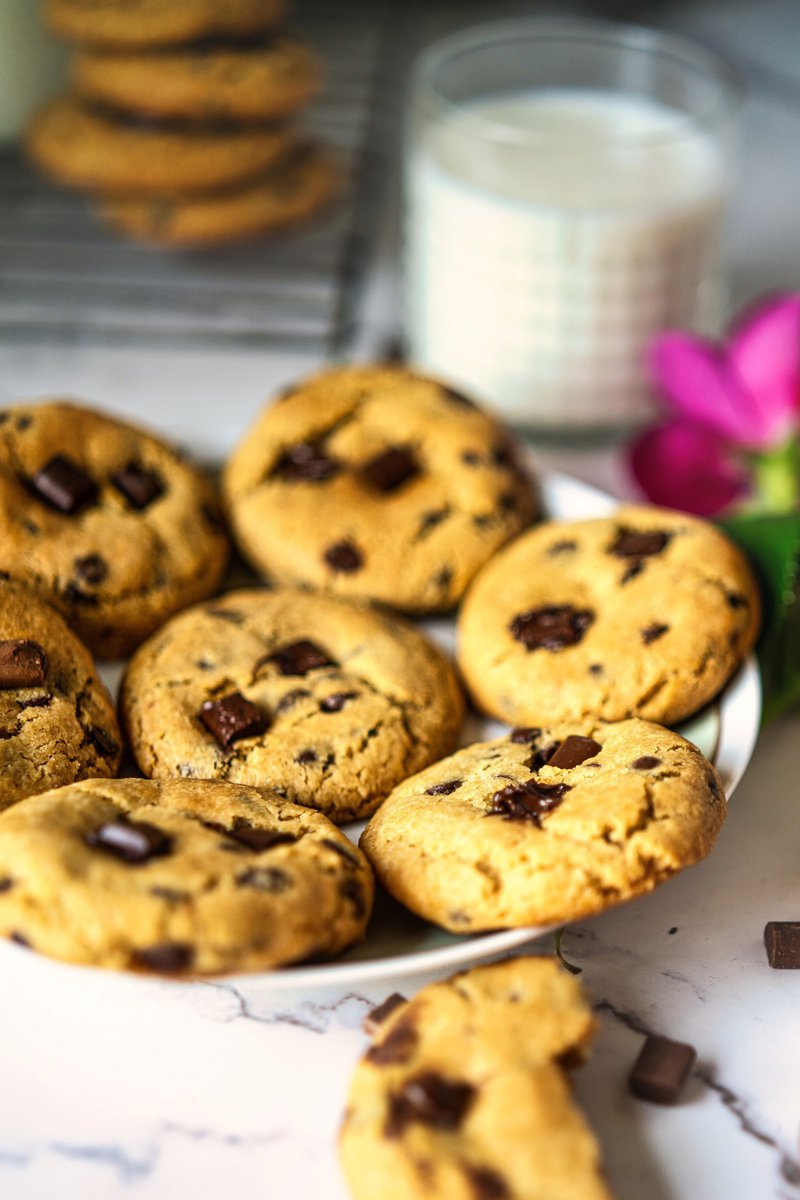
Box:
(200, 691), (266, 748)
(86, 819), (171, 864)
(111, 462), (164, 510)
(0, 640), (47, 689)
(629, 1034), (696, 1104)
(364, 993), (407, 1035)
(31, 455), (98, 514)
(547, 735), (602, 770)
(764, 922), (800, 968)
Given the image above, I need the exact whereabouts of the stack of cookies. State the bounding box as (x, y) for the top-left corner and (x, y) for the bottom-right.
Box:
(25, 0), (337, 246)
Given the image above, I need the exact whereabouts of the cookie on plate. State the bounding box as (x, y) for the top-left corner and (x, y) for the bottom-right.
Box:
(457, 506), (760, 727)
(340, 956), (611, 1200)
(46, 0), (287, 49)
(0, 400), (228, 659)
(98, 146), (337, 246)
(120, 587), (464, 823)
(223, 366), (537, 613)
(73, 37), (321, 122)
(0, 777), (373, 974)
(0, 581), (121, 812)
(360, 720), (725, 931)
(26, 95), (293, 195)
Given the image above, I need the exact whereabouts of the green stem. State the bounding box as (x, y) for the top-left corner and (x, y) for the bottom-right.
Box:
(750, 437), (800, 513)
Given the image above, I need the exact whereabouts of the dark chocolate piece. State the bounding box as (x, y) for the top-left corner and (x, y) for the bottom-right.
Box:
(226, 827), (296, 852)
(529, 741), (559, 770)
(324, 539), (364, 573)
(200, 692), (266, 748)
(275, 442), (341, 482)
(295, 749), (317, 765)
(0, 878), (13, 894)
(425, 779), (462, 796)
(320, 837), (360, 865)
(547, 539), (577, 556)
(367, 1016), (419, 1067)
(74, 553), (108, 584)
(465, 1165), (510, 1200)
(642, 623), (669, 644)
(275, 687), (311, 713)
(111, 463), (164, 510)
(764, 922), (800, 969)
(547, 735), (602, 770)
(86, 726), (119, 759)
(632, 756), (662, 770)
(509, 727), (541, 744)
(361, 447), (420, 493)
(85, 818), (171, 864)
(31, 455), (97, 514)
(132, 942), (194, 973)
(386, 1072), (475, 1136)
(489, 780), (569, 824)
(510, 605), (594, 651)
(268, 639), (335, 677)
(629, 1034), (696, 1104)
(0, 640), (47, 689)
(611, 528), (670, 559)
(363, 993), (407, 1035)
(320, 690), (358, 713)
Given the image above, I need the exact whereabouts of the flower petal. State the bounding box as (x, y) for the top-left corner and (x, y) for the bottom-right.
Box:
(728, 292), (800, 447)
(648, 332), (756, 444)
(628, 417), (749, 516)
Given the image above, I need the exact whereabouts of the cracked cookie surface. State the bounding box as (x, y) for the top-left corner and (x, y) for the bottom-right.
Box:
(0, 400), (228, 658)
(340, 956), (612, 1200)
(222, 366), (537, 613)
(457, 505), (760, 726)
(360, 720), (725, 931)
(46, 0), (286, 49)
(121, 587), (464, 823)
(0, 581), (121, 811)
(0, 777), (373, 974)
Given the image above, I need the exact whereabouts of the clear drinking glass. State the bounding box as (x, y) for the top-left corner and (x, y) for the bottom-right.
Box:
(403, 19), (742, 433)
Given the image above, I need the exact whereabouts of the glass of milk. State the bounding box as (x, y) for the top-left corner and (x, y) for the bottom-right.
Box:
(403, 19), (742, 432)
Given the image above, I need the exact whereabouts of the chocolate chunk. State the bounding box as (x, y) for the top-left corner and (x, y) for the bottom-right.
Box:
(324, 540), (363, 573)
(629, 1034), (696, 1104)
(510, 606), (594, 651)
(275, 687), (311, 713)
(11, 931), (31, 948)
(320, 690), (358, 713)
(461, 450), (482, 466)
(489, 780), (569, 823)
(364, 993), (407, 1035)
(497, 491), (517, 513)
(0, 640), (47, 689)
(632, 756), (662, 770)
(111, 463), (164, 510)
(295, 748), (317, 765)
(727, 591), (748, 610)
(548, 539), (577, 556)
(434, 566), (453, 591)
(31, 455), (97, 514)
(64, 581), (99, 606)
(16, 416), (32, 431)
(611, 528), (670, 559)
(528, 741), (559, 770)
(425, 779), (462, 796)
(200, 692), (266, 748)
(225, 826), (296, 852)
(417, 508), (450, 536)
(85, 818), (171, 864)
(492, 442), (514, 467)
(237, 866), (292, 892)
(321, 837), (360, 865)
(342, 876), (366, 918)
(642, 623), (669, 644)
(132, 942), (194, 973)
(386, 1072), (475, 1137)
(589, 663), (604, 676)
(0, 878), (13, 894)
(764, 922), (800, 968)
(74, 553), (108, 584)
(361, 447), (420, 493)
(86, 726), (119, 759)
(621, 561), (644, 584)
(367, 1017), (419, 1067)
(206, 607), (244, 624)
(465, 1165), (510, 1200)
(275, 442), (342, 482)
(547, 735), (602, 769)
(17, 694), (52, 710)
(509, 726), (541, 744)
(268, 639), (335, 676)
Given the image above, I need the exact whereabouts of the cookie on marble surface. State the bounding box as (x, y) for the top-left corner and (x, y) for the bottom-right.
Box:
(223, 366), (537, 613)
(457, 505), (760, 727)
(340, 956), (612, 1200)
(360, 720), (725, 932)
(99, 146), (337, 246)
(120, 587), (464, 823)
(0, 399), (228, 659)
(26, 95), (293, 195)
(0, 581), (121, 812)
(0, 777), (373, 974)
(46, 0), (286, 48)
(73, 36), (321, 122)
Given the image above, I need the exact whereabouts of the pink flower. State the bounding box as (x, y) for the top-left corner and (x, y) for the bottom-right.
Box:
(630, 293), (800, 515)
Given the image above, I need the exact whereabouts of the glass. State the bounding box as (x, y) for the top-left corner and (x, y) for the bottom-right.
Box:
(402, 18), (742, 433)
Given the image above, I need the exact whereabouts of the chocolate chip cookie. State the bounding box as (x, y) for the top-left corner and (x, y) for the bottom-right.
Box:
(0, 777), (373, 974)
(26, 95), (293, 195)
(0, 581), (121, 811)
(223, 366), (537, 613)
(340, 956), (612, 1200)
(46, 0), (287, 49)
(457, 506), (760, 727)
(98, 146), (337, 246)
(0, 400), (228, 658)
(73, 37), (321, 122)
(120, 587), (464, 823)
(360, 720), (726, 931)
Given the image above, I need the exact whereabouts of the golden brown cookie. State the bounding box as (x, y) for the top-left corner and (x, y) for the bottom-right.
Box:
(223, 366), (538, 613)
(98, 147), (337, 246)
(0, 581), (121, 812)
(340, 957), (612, 1200)
(0, 777), (373, 974)
(0, 400), (228, 659)
(46, 0), (287, 49)
(26, 94), (293, 195)
(73, 37), (321, 122)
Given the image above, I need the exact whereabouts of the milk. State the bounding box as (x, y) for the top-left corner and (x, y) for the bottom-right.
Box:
(404, 89), (727, 428)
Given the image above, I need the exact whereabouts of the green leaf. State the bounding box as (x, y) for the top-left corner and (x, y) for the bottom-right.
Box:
(719, 509), (800, 723)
